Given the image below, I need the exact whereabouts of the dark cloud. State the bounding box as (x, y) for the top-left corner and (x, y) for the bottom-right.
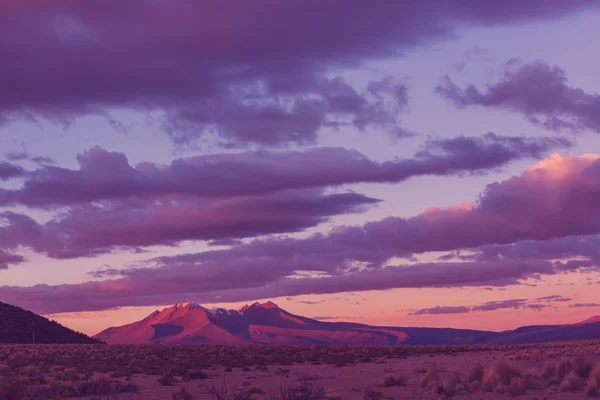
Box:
(412, 305), (470, 315)
(471, 299), (528, 311)
(0, 251), (25, 270)
(4, 152), (29, 162)
(0, 133), (569, 208)
(0, 162), (25, 181)
(535, 295), (572, 302)
(0, 189), (379, 259)
(437, 59), (600, 134)
(0, 258), (559, 314)
(569, 303), (600, 308)
(1, 1), (596, 146)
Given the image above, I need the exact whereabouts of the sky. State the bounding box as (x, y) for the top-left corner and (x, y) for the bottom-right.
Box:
(1, 1), (600, 336)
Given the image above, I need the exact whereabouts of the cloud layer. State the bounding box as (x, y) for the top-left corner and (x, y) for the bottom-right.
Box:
(0, 133), (570, 208)
(1, 1), (597, 146)
(412, 295), (572, 315)
(3, 152), (600, 313)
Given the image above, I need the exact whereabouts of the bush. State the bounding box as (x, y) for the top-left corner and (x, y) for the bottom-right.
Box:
(382, 374), (407, 387)
(420, 366), (439, 389)
(586, 366), (600, 397)
(172, 387), (194, 400)
(158, 372), (175, 386)
(560, 370), (583, 392)
(481, 359), (521, 393)
(468, 363), (484, 383)
(361, 386), (383, 400)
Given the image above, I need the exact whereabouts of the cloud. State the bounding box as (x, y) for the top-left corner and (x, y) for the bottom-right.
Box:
(569, 303), (600, 308)
(461, 235), (600, 273)
(311, 316), (359, 321)
(5, 152), (600, 312)
(471, 299), (528, 311)
(0, 132), (570, 259)
(0, 189), (379, 259)
(0, 258), (560, 314)
(149, 152), (600, 272)
(412, 305), (470, 315)
(0, 133), (570, 208)
(0, 161), (25, 181)
(437, 59), (600, 134)
(298, 300), (326, 305)
(0, 1), (596, 146)
(4, 152), (29, 162)
(0, 251), (24, 269)
(412, 298), (557, 315)
(534, 295), (572, 302)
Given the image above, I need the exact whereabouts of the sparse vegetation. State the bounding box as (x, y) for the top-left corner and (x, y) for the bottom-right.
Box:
(0, 340), (596, 398)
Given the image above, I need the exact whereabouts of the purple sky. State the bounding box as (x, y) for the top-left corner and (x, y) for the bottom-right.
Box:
(1, 1), (600, 335)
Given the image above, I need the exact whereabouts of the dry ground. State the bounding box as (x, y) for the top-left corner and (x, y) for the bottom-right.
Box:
(0, 341), (599, 399)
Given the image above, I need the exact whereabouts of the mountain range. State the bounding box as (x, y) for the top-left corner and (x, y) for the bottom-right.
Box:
(0, 301), (101, 344)
(94, 301), (600, 345)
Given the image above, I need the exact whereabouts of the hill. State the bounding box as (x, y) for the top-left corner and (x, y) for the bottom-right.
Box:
(0, 301), (103, 344)
(483, 315), (600, 344)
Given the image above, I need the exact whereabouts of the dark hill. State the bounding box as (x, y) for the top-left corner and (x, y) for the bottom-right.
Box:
(0, 301), (102, 344)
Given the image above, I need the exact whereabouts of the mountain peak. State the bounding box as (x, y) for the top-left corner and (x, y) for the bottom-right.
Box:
(238, 301), (279, 313)
(174, 301), (202, 309)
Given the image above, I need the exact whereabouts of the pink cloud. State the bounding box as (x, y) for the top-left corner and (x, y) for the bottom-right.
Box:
(0, 258), (556, 314)
(0, 1), (596, 145)
(437, 59), (600, 134)
(3, 152), (600, 313)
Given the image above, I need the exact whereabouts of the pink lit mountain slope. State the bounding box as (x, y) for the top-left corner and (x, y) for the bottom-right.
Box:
(94, 301), (497, 345)
(94, 302), (600, 345)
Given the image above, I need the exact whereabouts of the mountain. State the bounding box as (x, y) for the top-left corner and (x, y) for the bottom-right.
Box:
(576, 315), (600, 325)
(484, 315), (600, 345)
(94, 301), (498, 345)
(95, 302), (600, 346)
(0, 301), (102, 344)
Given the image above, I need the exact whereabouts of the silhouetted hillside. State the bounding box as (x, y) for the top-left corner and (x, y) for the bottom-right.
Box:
(0, 301), (102, 344)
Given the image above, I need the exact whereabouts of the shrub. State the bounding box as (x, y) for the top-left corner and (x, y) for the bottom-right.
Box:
(468, 363), (484, 383)
(158, 372), (175, 386)
(382, 374), (407, 387)
(361, 386), (383, 400)
(420, 366), (440, 389)
(278, 379), (325, 400)
(573, 350), (594, 378)
(586, 366), (600, 397)
(560, 370), (584, 392)
(481, 359), (521, 393)
(172, 387), (194, 400)
(184, 370), (207, 380)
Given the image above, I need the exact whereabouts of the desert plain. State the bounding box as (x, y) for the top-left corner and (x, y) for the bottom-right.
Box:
(1, 341), (600, 400)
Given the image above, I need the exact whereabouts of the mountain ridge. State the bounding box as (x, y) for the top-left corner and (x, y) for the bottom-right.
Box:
(94, 301), (600, 345)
